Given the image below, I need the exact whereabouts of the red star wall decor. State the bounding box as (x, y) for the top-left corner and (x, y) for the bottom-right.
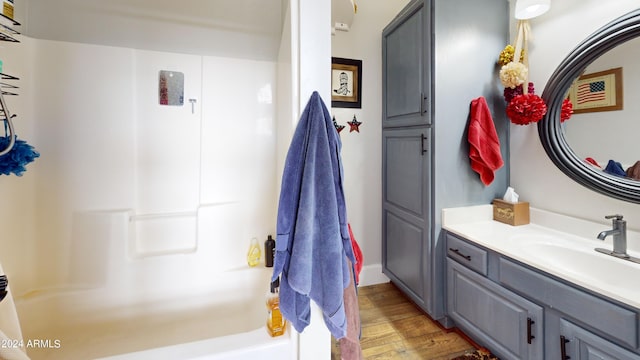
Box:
(347, 115), (362, 133)
(333, 116), (345, 133)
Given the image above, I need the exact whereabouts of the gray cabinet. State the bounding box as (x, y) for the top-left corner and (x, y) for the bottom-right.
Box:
(499, 257), (639, 353)
(382, 128), (430, 301)
(447, 247), (543, 359)
(445, 231), (640, 360)
(382, 0), (429, 128)
(381, 0), (508, 320)
(559, 319), (640, 360)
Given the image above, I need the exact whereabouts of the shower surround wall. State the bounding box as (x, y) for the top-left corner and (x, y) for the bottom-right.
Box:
(0, 36), (37, 297)
(28, 39), (278, 301)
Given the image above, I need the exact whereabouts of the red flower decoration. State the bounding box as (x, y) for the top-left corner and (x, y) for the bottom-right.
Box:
(503, 82), (535, 103)
(561, 98), (573, 122)
(506, 93), (547, 125)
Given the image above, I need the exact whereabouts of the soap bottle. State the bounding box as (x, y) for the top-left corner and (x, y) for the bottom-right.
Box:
(247, 237), (261, 267)
(264, 235), (275, 268)
(267, 278), (286, 337)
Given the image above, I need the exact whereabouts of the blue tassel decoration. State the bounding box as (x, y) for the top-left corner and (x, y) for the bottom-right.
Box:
(0, 135), (39, 176)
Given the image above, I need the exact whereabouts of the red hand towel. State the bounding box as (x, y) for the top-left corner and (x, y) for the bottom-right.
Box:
(585, 157), (601, 168)
(347, 223), (363, 285)
(468, 97), (504, 186)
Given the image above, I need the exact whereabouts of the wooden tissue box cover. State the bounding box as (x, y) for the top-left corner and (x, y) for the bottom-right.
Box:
(493, 199), (530, 226)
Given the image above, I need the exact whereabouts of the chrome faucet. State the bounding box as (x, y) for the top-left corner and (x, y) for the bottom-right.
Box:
(595, 215), (640, 264)
(596, 214), (631, 259)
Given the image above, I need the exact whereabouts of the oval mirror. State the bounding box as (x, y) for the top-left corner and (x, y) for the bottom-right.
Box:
(539, 8), (640, 204)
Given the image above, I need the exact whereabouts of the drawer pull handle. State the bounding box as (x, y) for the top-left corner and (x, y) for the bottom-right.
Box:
(527, 317), (535, 344)
(560, 335), (570, 360)
(449, 248), (471, 261)
(420, 134), (427, 155)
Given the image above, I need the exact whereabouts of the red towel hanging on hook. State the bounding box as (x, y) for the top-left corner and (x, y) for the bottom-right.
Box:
(468, 97), (503, 186)
(348, 223), (363, 285)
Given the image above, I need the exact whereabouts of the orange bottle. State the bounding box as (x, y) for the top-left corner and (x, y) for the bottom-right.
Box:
(267, 279), (286, 337)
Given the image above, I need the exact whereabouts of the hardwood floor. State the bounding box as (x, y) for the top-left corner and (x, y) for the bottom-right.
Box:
(331, 282), (478, 359)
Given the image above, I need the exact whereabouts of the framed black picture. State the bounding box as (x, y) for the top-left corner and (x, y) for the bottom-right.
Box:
(331, 57), (362, 108)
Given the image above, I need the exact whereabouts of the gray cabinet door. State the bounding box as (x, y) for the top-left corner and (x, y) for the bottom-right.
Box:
(382, 128), (430, 302)
(447, 260), (543, 360)
(560, 319), (640, 360)
(382, 0), (430, 128)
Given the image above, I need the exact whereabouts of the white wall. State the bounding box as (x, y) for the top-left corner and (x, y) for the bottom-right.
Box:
(331, 0), (410, 284)
(511, 1), (640, 230)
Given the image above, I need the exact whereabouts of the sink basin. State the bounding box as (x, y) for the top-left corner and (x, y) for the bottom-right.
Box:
(520, 241), (640, 292)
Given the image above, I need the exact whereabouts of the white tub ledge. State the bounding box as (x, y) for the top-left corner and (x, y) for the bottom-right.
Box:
(97, 327), (293, 360)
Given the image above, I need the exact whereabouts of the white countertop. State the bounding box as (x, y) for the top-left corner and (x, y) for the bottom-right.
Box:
(442, 205), (640, 309)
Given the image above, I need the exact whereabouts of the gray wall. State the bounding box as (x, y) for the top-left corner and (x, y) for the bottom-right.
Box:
(431, 0), (509, 320)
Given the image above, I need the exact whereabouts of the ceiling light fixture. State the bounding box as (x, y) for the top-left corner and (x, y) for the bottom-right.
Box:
(515, 0), (550, 20)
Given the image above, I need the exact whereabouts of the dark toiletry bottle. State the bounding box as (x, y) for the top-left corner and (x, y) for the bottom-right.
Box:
(265, 235), (275, 267)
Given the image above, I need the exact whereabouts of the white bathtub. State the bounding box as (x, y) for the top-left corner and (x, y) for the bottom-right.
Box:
(14, 267), (296, 360)
(98, 326), (293, 360)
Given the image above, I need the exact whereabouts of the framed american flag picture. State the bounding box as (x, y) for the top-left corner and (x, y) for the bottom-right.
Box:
(568, 67), (623, 114)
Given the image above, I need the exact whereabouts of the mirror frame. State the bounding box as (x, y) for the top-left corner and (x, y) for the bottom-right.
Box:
(539, 9), (640, 204)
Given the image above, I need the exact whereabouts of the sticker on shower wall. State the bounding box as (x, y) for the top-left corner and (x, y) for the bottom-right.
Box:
(158, 70), (184, 106)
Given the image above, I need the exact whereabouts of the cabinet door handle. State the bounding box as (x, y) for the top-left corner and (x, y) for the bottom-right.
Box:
(560, 335), (570, 360)
(527, 317), (535, 344)
(449, 248), (471, 261)
(420, 134), (427, 155)
(419, 92), (427, 115)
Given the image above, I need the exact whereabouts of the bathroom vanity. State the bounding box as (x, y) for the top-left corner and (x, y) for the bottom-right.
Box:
(443, 205), (640, 360)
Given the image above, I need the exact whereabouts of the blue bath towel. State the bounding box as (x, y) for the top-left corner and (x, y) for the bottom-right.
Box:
(604, 160), (626, 177)
(272, 91), (356, 339)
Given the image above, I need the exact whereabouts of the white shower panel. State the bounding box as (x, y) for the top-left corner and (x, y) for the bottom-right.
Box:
(23, 39), (280, 295)
(200, 56), (277, 206)
(30, 40), (137, 288)
(132, 213), (197, 256)
(69, 211), (124, 287)
(131, 50), (203, 257)
(133, 50), (202, 215)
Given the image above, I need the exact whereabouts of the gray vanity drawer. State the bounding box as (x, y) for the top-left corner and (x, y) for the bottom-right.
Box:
(499, 257), (638, 349)
(446, 234), (488, 276)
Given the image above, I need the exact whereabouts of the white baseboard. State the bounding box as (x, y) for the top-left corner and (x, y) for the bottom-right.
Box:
(357, 264), (389, 287)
